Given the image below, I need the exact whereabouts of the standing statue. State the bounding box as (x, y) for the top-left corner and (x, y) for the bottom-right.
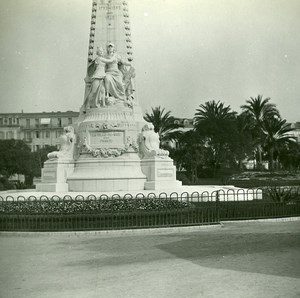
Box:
(83, 47), (115, 111)
(104, 43), (135, 105)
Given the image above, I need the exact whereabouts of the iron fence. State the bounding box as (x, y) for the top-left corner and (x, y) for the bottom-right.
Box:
(219, 186), (300, 220)
(0, 187), (299, 231)
(0, 192), (220, 231)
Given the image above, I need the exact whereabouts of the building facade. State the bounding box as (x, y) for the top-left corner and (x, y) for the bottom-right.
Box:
(1, 111), (299, 152)
(288, 122), (300, 143)
(0, 111), (79, 151)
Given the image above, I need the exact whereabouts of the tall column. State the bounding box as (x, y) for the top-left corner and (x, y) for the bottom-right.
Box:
(88, 0), (133, 63)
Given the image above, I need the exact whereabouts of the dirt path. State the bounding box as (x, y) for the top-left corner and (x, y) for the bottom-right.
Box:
(0, 221), (299, 298)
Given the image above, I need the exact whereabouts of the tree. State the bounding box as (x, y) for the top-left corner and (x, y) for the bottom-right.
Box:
(171, 130), (208, 182)
(0, 140), (34, 185)
(261, 117), (296, 171)
(194, 100), (236, 122)
(229, 112), (256, 170)
(31, 145), (58, 177)
(144, 106), (183, 145)
(194, 100), (237, 176)
(278, 142), (300, 172)
(241, 95), (280, 124)
(0, 140), (32, 177)
(0, 141), (58, 188)
(241, 95), (280, 168)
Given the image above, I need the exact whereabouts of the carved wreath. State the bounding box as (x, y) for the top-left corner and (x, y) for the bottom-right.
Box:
(82, 136), (138, 158)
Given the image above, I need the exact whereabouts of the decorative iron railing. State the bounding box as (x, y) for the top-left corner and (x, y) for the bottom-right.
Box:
(0, 187), (299, 231)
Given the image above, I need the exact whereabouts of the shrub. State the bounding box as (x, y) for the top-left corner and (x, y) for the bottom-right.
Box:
(264, 186), (300, 202)
(0, 177), (15, 191)
(0, 197), (194, 214)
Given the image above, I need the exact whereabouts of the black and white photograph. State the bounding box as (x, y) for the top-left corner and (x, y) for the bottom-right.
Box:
(0, 0), (299, 297)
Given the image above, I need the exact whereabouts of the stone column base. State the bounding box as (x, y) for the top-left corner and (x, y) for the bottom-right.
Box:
(36, 159), (75, 192)
(141, 157), (182, 190)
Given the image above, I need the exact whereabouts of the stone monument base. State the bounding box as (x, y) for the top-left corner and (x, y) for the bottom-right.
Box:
(67, 153), (147, 192)
(36, 159), (75, 192)
(141, 157), (182, 190)
(36, 182), (69, 192)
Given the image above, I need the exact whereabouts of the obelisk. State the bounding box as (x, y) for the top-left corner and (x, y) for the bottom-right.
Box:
(37, 0), (181, 192)
(67, 0), (147, 191)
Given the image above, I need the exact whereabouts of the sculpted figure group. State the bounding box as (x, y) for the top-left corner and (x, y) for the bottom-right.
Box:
(83, 43), (135, 111)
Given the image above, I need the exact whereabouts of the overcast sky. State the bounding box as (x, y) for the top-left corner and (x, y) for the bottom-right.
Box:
(0, 0), (299, 121)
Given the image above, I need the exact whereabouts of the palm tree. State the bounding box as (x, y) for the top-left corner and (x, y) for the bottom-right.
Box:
(194, 100), (237, 175)
(143, 106), (183, 144)
(194, 100), (236, 123)
(261, 117), (296, 171)
(241, 95), (280, 168)
(241, 95), (280, 125)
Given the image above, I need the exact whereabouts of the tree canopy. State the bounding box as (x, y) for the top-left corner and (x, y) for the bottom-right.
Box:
(146, 96), (299, 182)
(144, 106), (183, 144)
(0, 139), (32, 178)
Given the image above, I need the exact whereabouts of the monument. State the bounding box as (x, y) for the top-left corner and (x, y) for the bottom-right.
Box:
(37, 0), (182, 192)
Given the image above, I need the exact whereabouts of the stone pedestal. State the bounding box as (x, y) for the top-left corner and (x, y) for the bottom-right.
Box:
(67, 153), (146, 192)
(62, 106), (147, 192)
(141, 157), (182, 190)
(36, 159), (75, 192)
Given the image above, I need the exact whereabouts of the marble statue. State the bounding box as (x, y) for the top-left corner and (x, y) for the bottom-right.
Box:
(139, 123), (169, 158)
(83, 47), (115, 110)
(47, 126), (75, 160)
(104, 43), (135, 106)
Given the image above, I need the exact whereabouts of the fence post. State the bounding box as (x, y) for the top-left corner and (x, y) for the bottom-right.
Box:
(216, 191), (220, 223)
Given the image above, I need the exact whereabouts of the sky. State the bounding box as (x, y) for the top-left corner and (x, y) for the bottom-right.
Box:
(0, 0), (299, 122)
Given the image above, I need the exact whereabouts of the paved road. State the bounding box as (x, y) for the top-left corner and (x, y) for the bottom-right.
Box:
(0, 221), (300, 298)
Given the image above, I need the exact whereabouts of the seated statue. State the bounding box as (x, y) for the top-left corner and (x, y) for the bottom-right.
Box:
(47, 126), (75, 160)
(104, 43), (135, 106)
(138, 123), (169, 159)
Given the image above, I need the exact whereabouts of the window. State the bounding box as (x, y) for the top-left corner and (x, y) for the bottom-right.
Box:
(36, 145), (40, 151)
(46, 130), (50, 138)
(35, 119), (39, 127)
(26, 119), (30, 128)
(25, 132), (31, 140)
(68, 118), (72, 125)
(0, 118), (3, 125)
(58, 118), (62, 127)
(35, 131), (40, 138)
(16, 118), (19, 125)
(40, 118), (51, 125)
(6, 131), (13, 139)
(0, 132), (4, 139)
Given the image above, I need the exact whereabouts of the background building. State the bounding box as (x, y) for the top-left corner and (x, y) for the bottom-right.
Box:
(288, 122), (300, 143)
(0, 111), (79, 151)
(1, 111), (299, 152)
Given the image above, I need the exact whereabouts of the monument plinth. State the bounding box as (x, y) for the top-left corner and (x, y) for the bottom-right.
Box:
(37, 0), (181, 192)
(67, 105), (147, 192)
